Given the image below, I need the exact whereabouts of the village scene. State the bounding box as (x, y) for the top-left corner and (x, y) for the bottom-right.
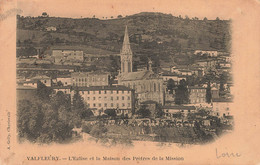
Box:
(16, 12), (233, 146)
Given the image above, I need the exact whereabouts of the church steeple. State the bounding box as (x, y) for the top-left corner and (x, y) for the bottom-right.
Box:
(120, 26), (133, 74)
(121, 25), (132, 55)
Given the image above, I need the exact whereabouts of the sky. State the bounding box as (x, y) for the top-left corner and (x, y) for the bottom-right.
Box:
(16, 0), (240, 20)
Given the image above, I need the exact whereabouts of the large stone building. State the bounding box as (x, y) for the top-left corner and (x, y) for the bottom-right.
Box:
(72, 85), (135, 117)
(52, 49), (84, 64)
(118, 26), (165, 105)
(71, 71), (110, 87)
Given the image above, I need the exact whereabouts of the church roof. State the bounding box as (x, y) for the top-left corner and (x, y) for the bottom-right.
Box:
(119, 70), (161, 81)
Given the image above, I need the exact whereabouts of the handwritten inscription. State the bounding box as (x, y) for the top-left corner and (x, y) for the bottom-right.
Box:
(216, 148), (241, 159)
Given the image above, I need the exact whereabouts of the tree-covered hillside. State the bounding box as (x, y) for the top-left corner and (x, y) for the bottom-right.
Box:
(17, 12), (231, 65)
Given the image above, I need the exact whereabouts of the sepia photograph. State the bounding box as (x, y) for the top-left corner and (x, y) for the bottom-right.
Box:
(0, 0), (260, 164)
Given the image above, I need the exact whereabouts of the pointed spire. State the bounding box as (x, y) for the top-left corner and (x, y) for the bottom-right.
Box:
(121, 25), (132, 55)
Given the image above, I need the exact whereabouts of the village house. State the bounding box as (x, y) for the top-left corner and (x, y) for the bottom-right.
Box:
(160, 71), (186, 85)
(212, 98), (233, 117)
(19, 75), (52, 88)
(188, 86), (207, 104)
(52, 49), (84, 64)
(194, 50), (218, 57)
(56, 74), (72, 86)
(46, 26), (57, 31)
(162, 105), (196, 118)
(52, 86), (72, 95)
(211, 87), (220, 99)
(71, 71), (110, 87)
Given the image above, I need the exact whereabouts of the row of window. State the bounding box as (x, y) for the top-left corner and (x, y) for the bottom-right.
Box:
(73, 77), (107, 82)
(87, 96), (131, 101)
(190, 93), (206, 97)
(190, 89), (206, 93)
(92, 103), (131, 108)
(191, 98), (205, 103)
(73, 82), (106, 86)
(122, 82), (161, 92)
(80, 90), (130, 94)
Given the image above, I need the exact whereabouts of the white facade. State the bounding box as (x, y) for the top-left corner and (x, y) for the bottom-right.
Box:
(52, 50), (84, 64)
(71, 86), (134, 116)
(212, 99), (233, 117)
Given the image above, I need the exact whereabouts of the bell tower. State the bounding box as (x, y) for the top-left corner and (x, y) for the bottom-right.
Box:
(120, 26), (133, 74)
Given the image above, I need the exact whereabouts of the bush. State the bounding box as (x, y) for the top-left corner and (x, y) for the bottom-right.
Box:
(82, 124), (92, 134)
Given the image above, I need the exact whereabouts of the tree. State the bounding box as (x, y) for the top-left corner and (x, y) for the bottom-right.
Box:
(104, 109), (117, 118)
(17, 99), (73, 143)
(72, 90), (86, 126)
(206, 82), (212, 103)
(51, 91), (71, 110)
(17, 100), (44, 141)
(175, 79), (189, 105)
(155, 104), (165, 118)
(57, 81), (63, 87)
(219, 73), (228, 94)
(167, 79), (175, 94)
(137, 105), (151, 118)
(36, 81), (53, 101)
(203, 17), (208, 21)
(42, 12), (49, 17)
(117, 15), (123, 18)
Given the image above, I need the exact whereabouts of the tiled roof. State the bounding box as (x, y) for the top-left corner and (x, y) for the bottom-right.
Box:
(188, 86), (206, 89)
(162, 105), (196, 110)
(57, 74), (71, 78)
(119, 70), (161, 81)
(16, 86), (37, 90)
(74, 85), (133, 91)
(212, 98), (233, 102)
(51, 85), (133, 91)
(31, 75), (51, 80)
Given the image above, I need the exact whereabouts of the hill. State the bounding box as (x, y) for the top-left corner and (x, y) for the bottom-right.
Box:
(17, 12), (231, 65)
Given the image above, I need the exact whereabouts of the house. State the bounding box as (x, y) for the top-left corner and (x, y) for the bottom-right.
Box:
(52, 86), (72, 95)
(20, 75), (52, 88)
(160, 71), (186, 84)
(162, 105), (196, 118)
(56, 74), (71, 86)
(196, 59), (217, 70)
(52, 49), (84, 64)
(178, 69), (192, 76)
(71, 71), (110, 87)
(194, 50), (218, 57)
(212, 98), (233, 117)
(46, 26), (57, 31)
(30, 75), (52, 87)
(188, 86), (207, 104)
(211, 87), (219, 99)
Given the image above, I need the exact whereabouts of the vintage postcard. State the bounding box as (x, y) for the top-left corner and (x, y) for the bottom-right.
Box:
(0, 0), (260, 164)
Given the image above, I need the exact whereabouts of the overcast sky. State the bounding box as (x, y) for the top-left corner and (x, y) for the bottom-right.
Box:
(17, 0), (238, 20)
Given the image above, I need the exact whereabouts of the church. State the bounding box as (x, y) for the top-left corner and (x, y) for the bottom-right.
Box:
(118, 26), (165, 105)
